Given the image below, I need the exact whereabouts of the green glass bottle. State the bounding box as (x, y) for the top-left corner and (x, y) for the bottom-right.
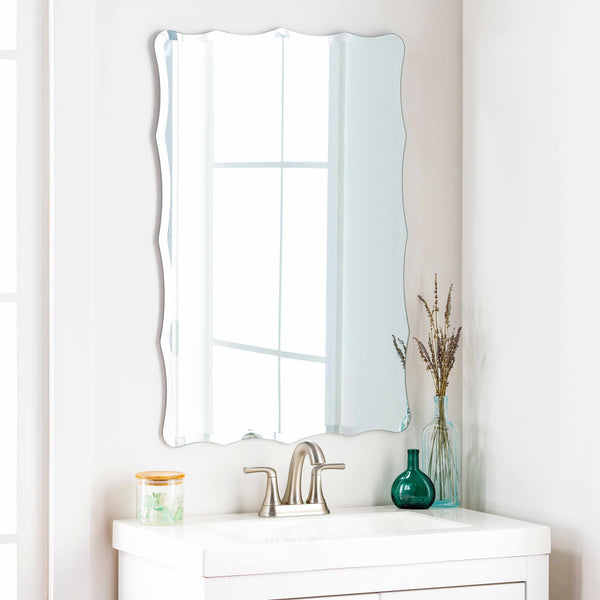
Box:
(391, 449), (435, 509)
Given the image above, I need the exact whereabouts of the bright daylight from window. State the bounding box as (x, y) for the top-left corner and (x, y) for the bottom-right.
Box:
(0, 0), (18, 597)
(210, 35), (329, 442)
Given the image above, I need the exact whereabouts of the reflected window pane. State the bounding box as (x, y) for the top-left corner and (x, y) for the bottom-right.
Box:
(212, 346), (278, 442)
(0, 60), (16, 293)
(0, 1), (16, 50)
(280, 169), (327, 357)
(212, 168), (280, 348)
(0, 304), (16, 534)
(0, 544), (16, 600)
(213, 36), (282, 162)
(283, 36), (329, 162)
(280, 358), (325, 441)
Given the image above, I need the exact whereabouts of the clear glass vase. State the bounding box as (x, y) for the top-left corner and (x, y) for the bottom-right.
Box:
(422, 396), (461, 507)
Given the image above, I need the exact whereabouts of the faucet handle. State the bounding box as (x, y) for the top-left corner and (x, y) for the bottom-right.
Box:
(307, 463), (345, 507)
(244, 466), (278, 477)
(243, 467), (282, 517)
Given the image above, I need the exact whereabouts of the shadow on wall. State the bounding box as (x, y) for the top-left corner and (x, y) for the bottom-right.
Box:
(462, 296), (489, 510)
(463, 296), (583, 599)
(550, 549), (581, 600)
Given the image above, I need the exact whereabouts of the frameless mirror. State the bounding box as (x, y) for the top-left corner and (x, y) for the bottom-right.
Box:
(155, 30), (409, 446)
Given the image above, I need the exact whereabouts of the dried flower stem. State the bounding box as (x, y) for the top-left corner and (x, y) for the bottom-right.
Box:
(413, 274), (462, 396)
(392, 334), (407, 369)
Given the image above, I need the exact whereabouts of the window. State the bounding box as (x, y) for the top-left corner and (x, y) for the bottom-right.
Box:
(0, 0), (18, 597)
(210, 34), (331, 442)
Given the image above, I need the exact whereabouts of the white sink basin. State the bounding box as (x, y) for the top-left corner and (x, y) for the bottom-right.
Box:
(204, 507), (469, 543)
(113, 505), (550, 577)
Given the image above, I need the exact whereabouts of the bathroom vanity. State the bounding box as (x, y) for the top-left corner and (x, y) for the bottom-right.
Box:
(113, 506), (550, 599)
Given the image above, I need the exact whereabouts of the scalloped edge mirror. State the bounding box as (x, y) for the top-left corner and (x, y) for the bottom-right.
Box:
(155, 29), (409, 446)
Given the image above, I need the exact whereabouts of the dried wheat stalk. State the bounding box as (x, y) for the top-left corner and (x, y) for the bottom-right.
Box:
(413, 274), (462, 397)
(392, 334), (407, 369)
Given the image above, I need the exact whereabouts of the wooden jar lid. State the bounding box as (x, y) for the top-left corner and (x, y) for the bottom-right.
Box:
(135, 471), (185, 482)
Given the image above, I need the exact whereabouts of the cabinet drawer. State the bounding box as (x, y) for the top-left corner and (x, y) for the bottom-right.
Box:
(382, 583), (524, 599)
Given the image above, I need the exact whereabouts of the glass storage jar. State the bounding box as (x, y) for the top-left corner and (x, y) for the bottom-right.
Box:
(136, 471), (185, 525)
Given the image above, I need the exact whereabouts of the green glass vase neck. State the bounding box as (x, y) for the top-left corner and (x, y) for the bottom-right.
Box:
(406, 449), (420, 470)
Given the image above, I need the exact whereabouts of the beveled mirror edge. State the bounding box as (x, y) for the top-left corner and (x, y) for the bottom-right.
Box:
(154, 29), (410, 448)
(154, 28), (406, 46)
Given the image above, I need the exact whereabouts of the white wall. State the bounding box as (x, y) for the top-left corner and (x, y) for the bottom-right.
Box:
(50, 1), (462, 598)
(463, 2), (600, 598)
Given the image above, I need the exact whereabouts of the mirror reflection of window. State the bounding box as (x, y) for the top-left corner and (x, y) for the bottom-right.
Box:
(283, 35), (329, 162)
(211, 34), (330, 442)
(213, 36), (282, 162)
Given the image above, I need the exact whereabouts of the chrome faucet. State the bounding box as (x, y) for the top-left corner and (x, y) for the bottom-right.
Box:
(244, 441), (345, 517)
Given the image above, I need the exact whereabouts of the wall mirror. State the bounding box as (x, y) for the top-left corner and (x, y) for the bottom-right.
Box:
(155, 29), (409, 446)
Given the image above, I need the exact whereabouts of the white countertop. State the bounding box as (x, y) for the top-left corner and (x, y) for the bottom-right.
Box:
(113, 505), (550, 577)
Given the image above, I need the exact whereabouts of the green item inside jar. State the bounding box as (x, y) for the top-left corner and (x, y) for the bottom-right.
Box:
(139, 490), (183, 525)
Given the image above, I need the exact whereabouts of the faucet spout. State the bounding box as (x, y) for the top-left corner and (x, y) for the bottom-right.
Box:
(281, 441), (326, 505)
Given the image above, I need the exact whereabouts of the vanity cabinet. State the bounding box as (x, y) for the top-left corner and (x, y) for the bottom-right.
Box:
(114, 507), (550, 600)
(117, 554), (545, 600)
